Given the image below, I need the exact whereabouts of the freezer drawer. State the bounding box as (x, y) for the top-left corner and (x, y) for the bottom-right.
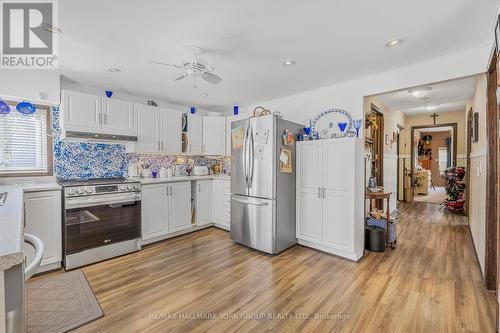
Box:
(230, 195), (276, 254)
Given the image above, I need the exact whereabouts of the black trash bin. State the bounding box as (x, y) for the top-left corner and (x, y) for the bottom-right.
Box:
(365, 226), (385, 252)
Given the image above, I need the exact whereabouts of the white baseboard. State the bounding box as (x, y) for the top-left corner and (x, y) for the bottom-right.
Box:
(142, 223), (230, 246)
(298, 239), (362, 262)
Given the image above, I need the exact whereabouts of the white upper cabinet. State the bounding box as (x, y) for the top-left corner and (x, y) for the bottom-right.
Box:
(102, 98), (136, 136)
(137, 104), (159, 152)
(61, 90), (102, 132)
(203, 116), (226, 155)
(187, 114), (203, 154)
(61, 89), (136, 136)
(159, 108), (182, 153)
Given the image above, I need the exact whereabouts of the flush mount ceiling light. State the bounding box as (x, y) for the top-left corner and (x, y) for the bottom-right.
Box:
(40, 23), (62, 34)
(408, 87), (432, 98)
(426, 105), (439, 111)
(282, 59), (296, 66)
(386, 38), (403, 47)
(200, 92), (209, 97)
(108, 68), (121, 73)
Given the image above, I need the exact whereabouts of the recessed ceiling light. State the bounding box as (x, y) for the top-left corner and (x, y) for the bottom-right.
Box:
(386, 38), (403, 47)
(40, 23), (62, 33)
(408, 87), (432, 98)
(201, 92), (209, 97)
(108, 68), (121, 73)
(283, 59), (296, 66)
(426, 105), (439, 111)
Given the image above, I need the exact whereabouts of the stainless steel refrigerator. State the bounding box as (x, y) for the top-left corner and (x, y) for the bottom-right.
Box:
(230, 115), (303, 254)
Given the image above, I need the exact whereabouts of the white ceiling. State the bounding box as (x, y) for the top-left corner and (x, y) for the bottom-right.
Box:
(375, 75), (480, 116)
(58, 0), (497, 112)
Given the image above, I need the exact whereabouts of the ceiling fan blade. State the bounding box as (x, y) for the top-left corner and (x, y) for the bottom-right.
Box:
(201, 71), (222, 84)
(150, 61), (183, 69)
(174, 73), (190, 81)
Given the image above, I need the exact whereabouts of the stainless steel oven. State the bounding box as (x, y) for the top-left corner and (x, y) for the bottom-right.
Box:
(60, 179), (142, 270)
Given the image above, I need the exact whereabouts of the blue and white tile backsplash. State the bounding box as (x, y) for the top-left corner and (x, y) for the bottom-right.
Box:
(52, 107), (127, 179)
(52, 107), (229, 180)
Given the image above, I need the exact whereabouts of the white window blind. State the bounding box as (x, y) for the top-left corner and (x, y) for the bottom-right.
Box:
(0, 106), (49, 174)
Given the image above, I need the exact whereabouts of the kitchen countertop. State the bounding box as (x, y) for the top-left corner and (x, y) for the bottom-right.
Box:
(0, 187), (25, 271)
(0, 176), (61, 192)
(133, 174), (230, 185)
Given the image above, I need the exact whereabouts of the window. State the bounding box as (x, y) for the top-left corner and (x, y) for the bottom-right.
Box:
(0, 104), (51, 175)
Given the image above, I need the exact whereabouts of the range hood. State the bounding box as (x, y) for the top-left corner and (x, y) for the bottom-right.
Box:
(63, 131), (137, 143)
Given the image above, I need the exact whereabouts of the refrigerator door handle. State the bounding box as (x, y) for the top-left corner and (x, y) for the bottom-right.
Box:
(243, 125), (249, 188)
(249, 127), (255, 188)
(232, 196), (269, 206)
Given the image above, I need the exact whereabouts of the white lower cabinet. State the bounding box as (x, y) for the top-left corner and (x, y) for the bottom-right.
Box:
(141, 182), (191, 244)
(212, 179), (230, 230)
(141, 178), (231, 244)
(169, 182), (192, 233)
(141, 184), (168, 241)
(192, 180), (212, 226)
(296, 138), (363, 261)
(23, 190), (62, 273)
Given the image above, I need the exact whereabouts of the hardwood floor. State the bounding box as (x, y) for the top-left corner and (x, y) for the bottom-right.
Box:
(49, 202), (496, 332)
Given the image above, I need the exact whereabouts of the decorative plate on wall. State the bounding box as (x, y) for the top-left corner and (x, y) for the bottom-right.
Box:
(311, 109), (355, 139)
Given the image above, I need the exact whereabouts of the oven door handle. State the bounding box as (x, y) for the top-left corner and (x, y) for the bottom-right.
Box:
(65, 194), (141, 209)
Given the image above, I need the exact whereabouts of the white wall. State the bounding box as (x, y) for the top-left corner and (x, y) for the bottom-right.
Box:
(242, 46), (491, 258)
(0, 70), (60, 105)
(465, 73), (488, 275)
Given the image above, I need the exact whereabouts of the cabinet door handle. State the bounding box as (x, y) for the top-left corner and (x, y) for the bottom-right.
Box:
(323, 188), (326, 198)
(198, 184), (201, 192)
(104, 113), (108, 125)
(318, 187), (321, 198)
(170, 187), (173, 196)
(98, 113), (102, 125)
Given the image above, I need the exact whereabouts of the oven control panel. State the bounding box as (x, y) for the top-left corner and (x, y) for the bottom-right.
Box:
(64, 182), (141, 197)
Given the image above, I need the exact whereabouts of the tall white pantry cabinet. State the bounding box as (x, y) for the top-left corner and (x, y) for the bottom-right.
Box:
(296, 137), (365, 261)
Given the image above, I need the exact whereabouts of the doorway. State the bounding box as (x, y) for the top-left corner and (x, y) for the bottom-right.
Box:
(410, 123), (457, 204)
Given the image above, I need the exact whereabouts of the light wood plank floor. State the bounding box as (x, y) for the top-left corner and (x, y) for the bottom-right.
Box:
(57, 202), (496, 332)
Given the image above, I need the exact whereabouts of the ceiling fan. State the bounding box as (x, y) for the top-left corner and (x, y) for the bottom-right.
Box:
(150, 46), (222, 88)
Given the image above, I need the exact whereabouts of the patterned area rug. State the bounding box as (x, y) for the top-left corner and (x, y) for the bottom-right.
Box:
(27, 270), (103, 333)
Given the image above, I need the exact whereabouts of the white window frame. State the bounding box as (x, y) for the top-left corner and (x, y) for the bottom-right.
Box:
(0, 102), (52, 176)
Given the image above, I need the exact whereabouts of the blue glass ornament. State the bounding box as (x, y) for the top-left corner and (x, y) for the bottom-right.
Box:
(353, 119), (362, 138)
(233, 105), (239, 115)
(338, 122), (348, 133)
(0, 99), (10, 115)
(190, 106), (196, 114)
(105, 90), (113, 98)
(16, 101), (36, 115)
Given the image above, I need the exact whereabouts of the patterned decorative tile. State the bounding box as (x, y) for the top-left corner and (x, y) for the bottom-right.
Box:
(52, 107), (230, 179)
